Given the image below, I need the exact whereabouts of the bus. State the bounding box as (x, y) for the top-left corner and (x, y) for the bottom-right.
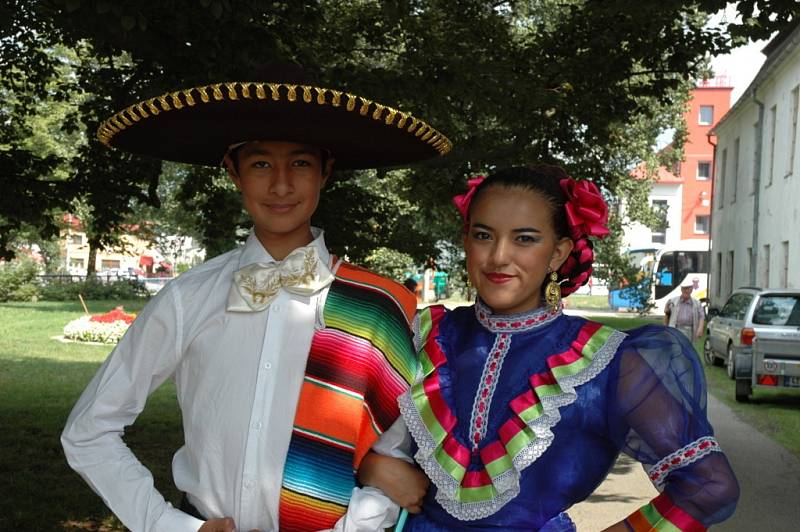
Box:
(608, 240), (710, 314)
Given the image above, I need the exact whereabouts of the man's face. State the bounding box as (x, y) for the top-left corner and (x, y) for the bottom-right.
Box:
(227, 141), (333, 248)
(680, 286), (693, 300)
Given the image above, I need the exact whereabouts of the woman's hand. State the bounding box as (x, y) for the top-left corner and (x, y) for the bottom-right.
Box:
(358, 452), (430, 514)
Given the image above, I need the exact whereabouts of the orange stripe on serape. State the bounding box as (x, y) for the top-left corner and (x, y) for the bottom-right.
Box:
(336, 262), (417, 322)
(293, 380), (363, 450)
(278, 487), (346, 532)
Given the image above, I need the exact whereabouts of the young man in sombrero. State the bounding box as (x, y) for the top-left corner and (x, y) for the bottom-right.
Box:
(61, 64), (451, 532)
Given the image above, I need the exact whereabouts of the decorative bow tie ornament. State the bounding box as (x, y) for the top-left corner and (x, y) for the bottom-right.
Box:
(227, 246), (334, 312)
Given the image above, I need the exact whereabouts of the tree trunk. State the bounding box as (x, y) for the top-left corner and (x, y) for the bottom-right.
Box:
(86, 242), (98, 277)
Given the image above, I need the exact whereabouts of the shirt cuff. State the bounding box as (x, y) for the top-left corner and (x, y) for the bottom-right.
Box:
(326, 487), (400, 532)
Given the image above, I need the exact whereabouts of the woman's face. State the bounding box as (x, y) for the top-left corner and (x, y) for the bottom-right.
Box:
(465, 186), (573, 315)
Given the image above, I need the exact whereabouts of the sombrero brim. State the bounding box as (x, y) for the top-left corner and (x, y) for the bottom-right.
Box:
(97, 82), (452, 169)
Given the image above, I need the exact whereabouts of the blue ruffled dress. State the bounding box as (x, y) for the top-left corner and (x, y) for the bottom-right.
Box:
(398, 302), (739, 531)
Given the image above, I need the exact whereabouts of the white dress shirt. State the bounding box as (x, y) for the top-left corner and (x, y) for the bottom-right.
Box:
(62, 228), (408, 532)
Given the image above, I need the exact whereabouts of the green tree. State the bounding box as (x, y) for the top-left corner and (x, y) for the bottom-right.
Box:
(2, 0), (797, 271)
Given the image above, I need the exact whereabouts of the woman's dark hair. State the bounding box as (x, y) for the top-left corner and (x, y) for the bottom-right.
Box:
(466, 164), (594, 297)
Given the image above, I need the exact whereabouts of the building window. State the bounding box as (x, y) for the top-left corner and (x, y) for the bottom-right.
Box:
(731, 138), (739, 204)
(715, 252), (722, 297)
(699, 105), (714, 125)
(727, 250), (735, 296)
(651, 200), (668, 244)
(768, 105), (777, 186)
(697, 161), (711, 180)
(101, 260), (121, 271)
(781, 241), (789, 288)
(69, 234), (82, 245)
(694, 215), (710, 234)
(763, 244), (771, 288)
(790, 86), (798, 177)
(717, 148), (727, 209)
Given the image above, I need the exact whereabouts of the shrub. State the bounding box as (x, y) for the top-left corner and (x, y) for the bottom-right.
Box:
(363, 247), (416, 283)
(0, 257), (41, 301)
(8, 283), (42, 302)
(40, 279), (149, 301)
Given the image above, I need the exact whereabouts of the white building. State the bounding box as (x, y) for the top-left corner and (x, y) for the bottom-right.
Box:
(709, 23), (800, 306)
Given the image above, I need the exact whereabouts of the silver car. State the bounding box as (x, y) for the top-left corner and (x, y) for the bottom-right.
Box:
(705, 288), (800, 402)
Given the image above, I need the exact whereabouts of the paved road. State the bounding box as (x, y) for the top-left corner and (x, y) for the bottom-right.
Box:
(571, 393), (800, 531)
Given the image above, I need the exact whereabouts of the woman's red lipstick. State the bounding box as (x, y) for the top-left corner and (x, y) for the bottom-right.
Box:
(485, 273), (514, 284)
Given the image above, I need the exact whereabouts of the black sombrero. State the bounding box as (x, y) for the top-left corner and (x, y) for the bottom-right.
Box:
(97, 65), (452, 169)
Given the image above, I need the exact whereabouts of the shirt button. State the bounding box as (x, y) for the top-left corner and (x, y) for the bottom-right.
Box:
(272, 304), (281, 312)
(263, 362), (272, 370)
(253, 421), (262, 431)
(244, 480), (255, 490)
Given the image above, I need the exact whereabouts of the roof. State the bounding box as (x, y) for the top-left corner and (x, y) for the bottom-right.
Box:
(711, 21), (800, 135)
(630, 161), (682, 183)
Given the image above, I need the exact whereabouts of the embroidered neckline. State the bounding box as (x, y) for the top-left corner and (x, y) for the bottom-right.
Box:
(474, 298), (561, 334)
(399, 306), (626, 521)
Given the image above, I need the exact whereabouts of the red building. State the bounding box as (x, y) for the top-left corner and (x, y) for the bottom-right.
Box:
(676, 80), (733, 240)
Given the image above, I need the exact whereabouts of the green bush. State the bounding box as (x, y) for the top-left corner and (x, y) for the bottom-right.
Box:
(0, 257), (41, 301)
(39, 279), (150, 301)
(363, 247), (416, 282)
(8, 283), (42, 302)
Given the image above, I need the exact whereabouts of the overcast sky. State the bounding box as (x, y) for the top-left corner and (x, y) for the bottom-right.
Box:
(708, 4), (771, 105)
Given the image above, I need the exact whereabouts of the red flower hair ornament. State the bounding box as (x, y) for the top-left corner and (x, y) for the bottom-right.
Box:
(452, 175), (486, 222)
(559, 178), (610, 240)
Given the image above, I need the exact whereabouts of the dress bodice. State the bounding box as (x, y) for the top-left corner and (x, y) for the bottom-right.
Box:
(399, 303), (738, 531)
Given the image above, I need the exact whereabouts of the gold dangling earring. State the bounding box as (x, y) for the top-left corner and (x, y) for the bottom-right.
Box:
(545, 269), (561, 313)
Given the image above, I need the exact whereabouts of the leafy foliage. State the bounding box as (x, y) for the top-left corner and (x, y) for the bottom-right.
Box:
(363, 247), (417, 283)
(2, 0), (797, 278)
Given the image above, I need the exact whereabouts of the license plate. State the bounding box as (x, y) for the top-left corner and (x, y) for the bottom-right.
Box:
(785, 376), (800, 388)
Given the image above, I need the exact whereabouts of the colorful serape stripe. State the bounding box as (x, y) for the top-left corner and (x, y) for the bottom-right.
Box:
(625, 493), (707, 531)
(278, 263), (417, 531)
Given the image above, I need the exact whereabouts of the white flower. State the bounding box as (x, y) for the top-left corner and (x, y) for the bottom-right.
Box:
(63, 315), (131, 344)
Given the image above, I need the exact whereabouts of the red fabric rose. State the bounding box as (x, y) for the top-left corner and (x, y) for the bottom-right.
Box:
(559, 178), (610, 239)
(452, 175), (486, 222)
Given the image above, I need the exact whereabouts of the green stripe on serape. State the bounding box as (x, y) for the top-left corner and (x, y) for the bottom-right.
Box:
(324, 285), (416, 383)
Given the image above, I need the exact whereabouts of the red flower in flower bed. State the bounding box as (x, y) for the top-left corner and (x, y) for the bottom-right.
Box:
(89, 307), (136, 324)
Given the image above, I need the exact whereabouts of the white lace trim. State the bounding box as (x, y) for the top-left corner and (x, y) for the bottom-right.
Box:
(399, 328), (627, 521)
(468, 332), (512, 451)
(647, 436), (722, 490)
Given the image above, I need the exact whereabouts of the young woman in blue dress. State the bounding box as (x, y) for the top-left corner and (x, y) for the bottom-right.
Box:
(364, 165), (739, 531)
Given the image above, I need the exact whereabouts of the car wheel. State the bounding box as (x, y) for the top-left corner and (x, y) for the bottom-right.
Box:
(726, 344), (736, 380)
(735, 379), (752, 403)
(703, 337), (723, 366)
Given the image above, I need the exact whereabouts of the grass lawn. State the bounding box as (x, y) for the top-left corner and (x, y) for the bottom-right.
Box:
(0, 300), (181, 531)
(564, 294), (610, 310)
(3, 302), (798, 530)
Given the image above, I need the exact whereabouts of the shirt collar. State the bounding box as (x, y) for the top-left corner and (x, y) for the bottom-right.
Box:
(238, 227), (330, 269)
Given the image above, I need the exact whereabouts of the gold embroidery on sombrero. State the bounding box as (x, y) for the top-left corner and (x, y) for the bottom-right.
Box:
(97, 82), (453, 156)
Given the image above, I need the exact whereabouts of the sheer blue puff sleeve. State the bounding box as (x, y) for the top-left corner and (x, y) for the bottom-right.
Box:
(607, 325), (739, 527)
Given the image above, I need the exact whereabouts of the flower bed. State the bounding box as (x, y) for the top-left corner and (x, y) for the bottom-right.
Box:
(63, 307), (136, 344)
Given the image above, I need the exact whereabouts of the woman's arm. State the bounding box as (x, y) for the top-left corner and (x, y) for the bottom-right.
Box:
(358, 452), (429, 514)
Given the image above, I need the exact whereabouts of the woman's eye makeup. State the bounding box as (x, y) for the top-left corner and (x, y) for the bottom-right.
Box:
(471, 230), (492, 240)
(516, 234), (540, 243)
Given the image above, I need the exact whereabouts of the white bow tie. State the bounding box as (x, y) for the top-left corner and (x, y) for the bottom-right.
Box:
(227, 246), (334, 312)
